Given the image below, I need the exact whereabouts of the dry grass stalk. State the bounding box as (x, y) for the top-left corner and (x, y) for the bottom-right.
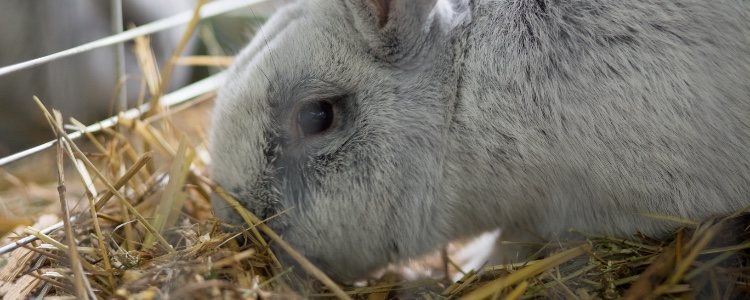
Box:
(149, 0), (208, 116)
(21, 228), (73, 253)
(143, 139), (193, 249)
(640, 212), (699, 227)
(45, 107), (94, 300)
(119, 117), (176, 157)
(33, 98), (173, 253)
(0, 271), (42, 299)
(133, 35), (161, 98)
(460, 244), (591, 300)
(65, 119), (116, 288)
(212, 184), (353, 300)
(1, 216), (59, 283)
(175, 55), (233, 66)
(622, 244), (677, 299)
(504, 280), (529, 300)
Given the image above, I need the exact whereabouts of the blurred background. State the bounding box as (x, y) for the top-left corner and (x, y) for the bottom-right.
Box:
(0, 0), (290, 157)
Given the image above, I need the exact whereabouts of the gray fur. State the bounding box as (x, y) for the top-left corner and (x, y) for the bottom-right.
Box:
(210, 0), (750, 281)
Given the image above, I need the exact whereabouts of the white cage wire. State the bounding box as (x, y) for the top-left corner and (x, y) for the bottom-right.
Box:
(0, 0), (272, 167)
(0, 0), (271, 254)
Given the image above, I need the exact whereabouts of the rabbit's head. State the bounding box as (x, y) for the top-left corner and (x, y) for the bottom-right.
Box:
(210, 0), (471, 281)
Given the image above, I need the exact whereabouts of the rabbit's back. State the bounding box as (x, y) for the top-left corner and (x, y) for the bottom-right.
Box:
(449, 0), (750, 238)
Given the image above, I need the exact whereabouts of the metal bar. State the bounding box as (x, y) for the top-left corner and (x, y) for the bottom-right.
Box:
(112, 0), (127, 112)
(0, 0), (268, 78)
(0, 220), (68, 256)
(0, 72), (225, 168)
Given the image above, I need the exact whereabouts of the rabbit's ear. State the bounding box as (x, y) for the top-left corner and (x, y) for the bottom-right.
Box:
(347, 0), (450, 61)
(365, 0), (435, 29)
(368, 0), (396, 28)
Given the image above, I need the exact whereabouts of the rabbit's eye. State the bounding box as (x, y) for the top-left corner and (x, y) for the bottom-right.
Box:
(297, 100), (334, 136)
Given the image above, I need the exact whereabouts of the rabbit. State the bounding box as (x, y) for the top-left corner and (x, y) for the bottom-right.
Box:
(209, 0), (750, 282)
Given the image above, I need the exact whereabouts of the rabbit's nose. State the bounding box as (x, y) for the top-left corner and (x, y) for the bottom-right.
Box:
(210, 188), (273, 227)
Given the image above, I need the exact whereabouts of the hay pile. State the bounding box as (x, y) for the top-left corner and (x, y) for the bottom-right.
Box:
(1, 4), (749, 299)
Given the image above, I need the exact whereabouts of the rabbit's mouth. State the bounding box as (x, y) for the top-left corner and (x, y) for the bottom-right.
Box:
(238, 191), (283, 221)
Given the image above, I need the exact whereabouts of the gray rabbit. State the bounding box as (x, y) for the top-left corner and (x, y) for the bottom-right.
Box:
(210, 0), (750, 281)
